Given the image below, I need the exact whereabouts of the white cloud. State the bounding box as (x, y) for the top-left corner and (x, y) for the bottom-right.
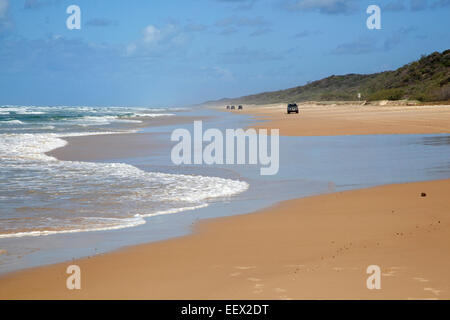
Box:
(200, 65), (235, 81)
(127, 23), (189, 56)
(142, 25), (162, 45)
(126, 43), (137, 55)
(286, 0), (358, 14)
(0, 0), (9, 19)
(0, 0), (12, 33)
(213, 66), (234, 81)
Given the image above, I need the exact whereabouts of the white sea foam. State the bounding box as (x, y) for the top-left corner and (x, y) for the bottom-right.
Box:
(38, 125), (55, 130)
(0, 128), (249, 239)
(137, 204), (209, 218)
(0, 216), (146, 239)
(69, 116), (144, 126)
(0, 120), (24, 125)
(131, 113), (176, 118)
(0, 131), (118, 161)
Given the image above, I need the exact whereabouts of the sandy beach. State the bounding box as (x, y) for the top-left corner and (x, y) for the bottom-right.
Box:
(235, 103), (450, 136)
(1, 179), (449, 299)
(1, 104), (450, 299)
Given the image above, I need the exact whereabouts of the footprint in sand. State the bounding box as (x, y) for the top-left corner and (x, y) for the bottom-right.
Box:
(249, 278), (264, 294)
(382, 266), (407, 277)
(252, 283), (264, 294)
(247, 277), (261, 282)
(382, 268), (401, 277)
(235, 266), (256, 270)
(284, 264), (305, 268)
(390, 266), (406, 270)
(253, 283), (264, 294)
(229, 272), (242, 277)
(424, 288), (442, 296)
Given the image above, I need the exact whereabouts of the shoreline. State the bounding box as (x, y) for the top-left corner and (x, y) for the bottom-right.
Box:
(1, 104), (450, 299)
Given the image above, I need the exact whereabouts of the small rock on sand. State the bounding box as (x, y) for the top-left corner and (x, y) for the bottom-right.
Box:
(421, 192), (427, 197)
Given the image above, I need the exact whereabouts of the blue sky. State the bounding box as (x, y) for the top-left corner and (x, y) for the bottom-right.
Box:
(0, 0), (449, 106)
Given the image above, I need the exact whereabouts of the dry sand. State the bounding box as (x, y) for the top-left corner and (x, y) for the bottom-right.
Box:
(1, 103), (449, 299)
(0, 180), (449, 299)
(232, 103), (450, 136)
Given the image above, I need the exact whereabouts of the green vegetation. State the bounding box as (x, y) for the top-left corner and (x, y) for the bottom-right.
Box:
(207, 49), (450, 105)
(368, 88), (405, 101)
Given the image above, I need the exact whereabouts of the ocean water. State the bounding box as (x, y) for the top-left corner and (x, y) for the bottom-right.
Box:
(0, 105), (178, 134)
(0, 106), (248, 239)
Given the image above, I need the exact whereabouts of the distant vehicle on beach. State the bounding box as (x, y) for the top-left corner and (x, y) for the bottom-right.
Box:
(231, 105), (235, 110)
(226, 105), (230, 109)
(287, 103), (299, 114)
(238, 105), (243, 110)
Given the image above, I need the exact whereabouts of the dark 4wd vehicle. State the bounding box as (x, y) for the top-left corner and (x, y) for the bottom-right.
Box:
(238, 105), (243, 110)
(287, 103), (299, 114)
(231, 105), (235, 110)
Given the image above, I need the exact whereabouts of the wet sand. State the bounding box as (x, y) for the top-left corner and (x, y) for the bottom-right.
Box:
(1, 104), (450, 299)
(48, 132), (166, 161)
(232, 103), (450, 136)
(48, 115), (207, 161)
